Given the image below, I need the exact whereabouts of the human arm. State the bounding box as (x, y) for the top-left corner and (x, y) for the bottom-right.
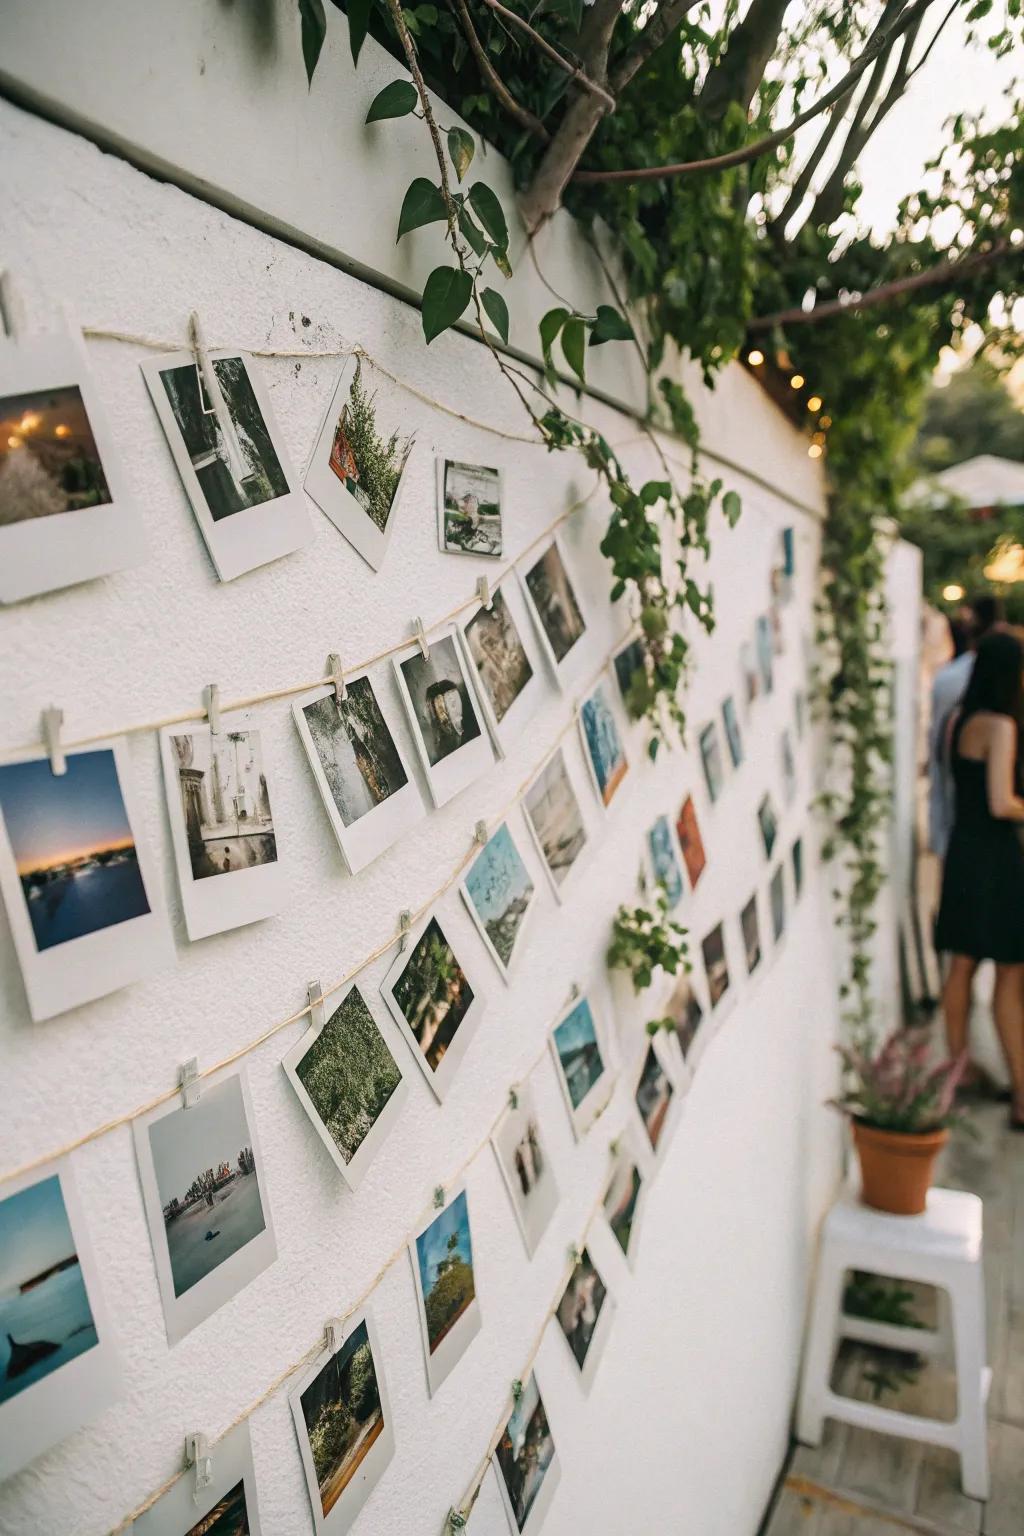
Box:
(986, 717), (1024, 821)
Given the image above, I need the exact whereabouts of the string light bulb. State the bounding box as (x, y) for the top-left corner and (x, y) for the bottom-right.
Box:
(54, 424), (70, 438)
(808, 443), (823, 459)
(747, 349), (765, 366)
(942, 583), (965, 602)
(790, 374), (805, 389)
(807, 395), (822, 412)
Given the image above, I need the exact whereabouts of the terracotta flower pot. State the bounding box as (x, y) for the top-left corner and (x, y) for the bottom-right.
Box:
(851, 1119), (948, 1216)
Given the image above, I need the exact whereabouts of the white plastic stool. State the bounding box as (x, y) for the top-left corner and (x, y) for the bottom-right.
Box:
(796, 1183), (989, 1501)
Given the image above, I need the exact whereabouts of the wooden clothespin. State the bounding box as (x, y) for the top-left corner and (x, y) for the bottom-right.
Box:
(398, 910), (412, 951)
(328, 653), (347, 704)
(204, 684), (221, 735)
(189, 311), (220, 416)
(179, 1058), (201, 1109)
(41, 706), (66, 776)
(307, 980), (326, 1031)
(476, 575), (493, 611)
(185, 1433), (213, 1504)
(413, 617), (430, 660)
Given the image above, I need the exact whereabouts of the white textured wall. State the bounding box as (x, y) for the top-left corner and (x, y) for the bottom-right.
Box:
(0, 98), (845, 1536)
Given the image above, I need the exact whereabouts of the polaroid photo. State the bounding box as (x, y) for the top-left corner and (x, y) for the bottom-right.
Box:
(554, 1246), (614, 1392)
(698, 722), (725, 804)
(0, 738), (170, 1022)
(739, 640), (760, 710)
(550, 993), (613, 1141)
(289, 1308), (394, 1536)
(521, 746), (588, 903)
(755, 614), (774, 693)
(721, 695), (744, 768)
(436, 457), (502, 558)
(701, 922), (730, 1009)
(303, 355), (413, 571)
(282, 981), (408, 1190)
(0, 1157), (121, 1483)
(792, 836), (804, 899)
(758, 793), (779, 860)
(646, 814), (684, 908)
(795, 688), (807, 742)
(611, 637), (648, 723)
(159, 714), (285, 941)
(409, 1184), (482, 1396)
(579, 678), (629, 810)
(771, 598), (785, 656)
(634, 1040), (675, 1156)
(293, 670), (424, 875)
(491, 1080), (560, 1259)
(520, 537), (586, 675)
(659, 969), (705, 1067)
(740, 892), (762, 976)
(391, 627), (494, 809)
(141, 347), (310, 582)
(0, 330), (147, 604)
(674, 794), (706, 890)
(460, 581), (544, 756)
(133, 1067), (276, 1346)
(780, 727), (798, 806)
(492, 1370), (561, 1536)
(461, 821), (538, 984)
(129, 1421), (261, 1534)
(379, 909), (486, 1101)
(602, 1136), (648, 1268)
(770, 864), (787, 943)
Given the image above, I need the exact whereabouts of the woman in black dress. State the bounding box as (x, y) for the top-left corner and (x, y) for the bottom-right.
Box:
(936, 630), (1024, 1127)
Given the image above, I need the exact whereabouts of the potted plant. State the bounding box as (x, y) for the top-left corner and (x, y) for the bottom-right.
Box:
(831, 1024), (968, 1216)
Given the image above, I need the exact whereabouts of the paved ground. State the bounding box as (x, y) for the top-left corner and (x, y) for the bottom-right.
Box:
(762, 1101), (1024, 1535)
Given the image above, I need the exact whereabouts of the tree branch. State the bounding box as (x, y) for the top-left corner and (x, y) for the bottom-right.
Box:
(747, 240), (1011, 330)
(574, 0), (940, 185)
(698, 0), (790, 120)
(448, 0), (550, 141)
(611, 0), (705, 93)
(477, 0), (616, 108)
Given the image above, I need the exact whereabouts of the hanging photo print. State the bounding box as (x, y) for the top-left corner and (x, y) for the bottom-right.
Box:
(792, 836), (804, 898)
(646, 814), (684, 907)
(755, 614), (774, 693)
(770, 865), (786, 943)
(141, 346), (310, 582)
(521, 746), (588, 902)
(659, 970), (705, 1065)
(461, 821), (538, 982)
(603, 1137), (647, 1268)
(634, 1042), (675, 1155)
(698, 721), (725, 803)
(293, 669), (424, 874)
(492, 1371), (561, 1536)
(721, 695), (744, 768)
(0, 330), (147, 604)
(282, 982), (408, 1190)
(129, 1421), (262, 1534)
(392, 627), (494, 808)
(579, 678), (629, 810)
(739, 640), (760, 709)
(159, 714), (286, 941)
(0, 1157), (121, 1483)
(550, 992), (612, 1140)
(460, 582), (543, 754)
(520, 537), (586, 674)
(780, 727), (798, 806)
(379, 910), (486, 1101)
(675, 794), (706, 889)
(0, 737), (170, 1022)
(491, 1079), (560, 1258)
(289, 1309), (395, 1536)
(758, 793), (779, 860)
(304, 356), (414, 571)
(554, 1247), (614, 1391)
(436, 457), (502, 557)
(133, 1067), (277, 1345)
(701, 922), (730, 1008)
(409, 1184), (482, 1395)
(740, 892), (762, 975)
(612, 636), (647, 721)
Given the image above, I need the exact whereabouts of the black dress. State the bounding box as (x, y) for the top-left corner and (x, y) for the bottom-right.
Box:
(935, 717), (1024, 963)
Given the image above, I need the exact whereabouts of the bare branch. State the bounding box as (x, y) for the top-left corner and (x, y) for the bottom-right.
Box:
(747, 240), (1012, 330)
(477, 0), (617, 108)
(698, 0), (790, 121)
(771, 100), (852, 233)
(574, 0), (940, 185)
(448, 0), (550, 141)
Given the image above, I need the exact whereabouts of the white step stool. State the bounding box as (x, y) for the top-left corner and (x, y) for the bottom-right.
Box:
(796, 1183), (989, 1501)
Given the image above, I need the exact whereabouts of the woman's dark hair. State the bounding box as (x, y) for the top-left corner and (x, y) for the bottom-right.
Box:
(960, 629), (1024, 724)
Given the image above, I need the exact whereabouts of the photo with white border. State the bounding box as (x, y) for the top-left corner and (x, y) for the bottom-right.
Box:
(490, 1079), (560, 1258)
(391, 627), (494, 808)
(436, 456), (502, 558)
(129, 1420), (262, 1534)
(408, 1183), (482, 1396)
(492, 1370), (561, 1536)
(460, 820), (538, 984)
(602, 1132), (649, 1270)
(634, 1037), (676, 1158)
(520, 745), (589, 903)
(379, 908), (487, 1101)
(459, 581), (544, 757)
(549, 992), (613, 1141)
(553, 1245), (615, 1393)
(518, 535), (587, 679)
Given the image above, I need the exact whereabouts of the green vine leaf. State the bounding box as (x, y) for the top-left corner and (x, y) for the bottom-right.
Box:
(722, 489), (742, 526)
(467, 183), (509, 253)
(299, 0), (328, 85)
(458, 209), (487, 257)
(366, 80), (419, 123)
(539, 308), (569, 376)
(447, 127), (475, 183)
(490, 246), (513, 280)
(422, 266), (473, 343)
(397, 178), (447, 240)
(590, 304), (634, 346)
(561, 318), (587, 384)
(342, 0), (373, 64)
(481, 288), (510, 345)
